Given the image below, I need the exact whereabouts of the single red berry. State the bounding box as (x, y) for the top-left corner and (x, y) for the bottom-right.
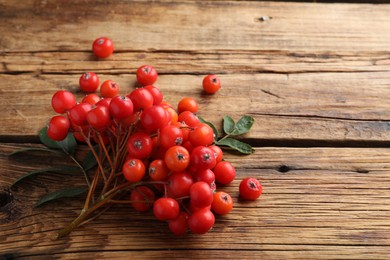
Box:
(96, 97), (112, 109)
(209, 145), (223, 163)
(168, 211), (189, 236)
(51, 90), (76, 114)
(188, 208), (215, 235)
(239, 177), (262, 200)
(128, 88), (154, 111)
(177, 97), (198, 114)
(136, 65), (158, 86)
(100, 80), (119, 98)
(211, 191), (233, 215)
(144, 85), (163, 105)
(167, 171), (194, 198)
(193, 169), (215, 185)
(153, 197), (180, 221)
(164, 146), (190, 172)
(109, 95), (134, 120)
(202, 74), (221, 94)
(188, 123), (214, 147)
(126, 132), (154, 159)
(82, 93), (101, 105)
(47, 115), (70, 141)
(160, 125), (184, 149)
(190, 181), (213, 209)
(190, 146), (216, 171)
(79, 72), (100, 93)
(213, 161), (236, 185)
(177, 111), (201, 127)
(68, 102), (93, 126)
(141, 105), (169, 132)
(92, 37), (114, 58)
(148, 159), (170, 181)
(122, 159), (146, 183)
(130, 186), (155, 212)
(87, 105), (111, 130)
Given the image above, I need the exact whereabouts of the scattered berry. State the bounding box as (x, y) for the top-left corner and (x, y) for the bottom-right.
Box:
(92, 37), (114, 58)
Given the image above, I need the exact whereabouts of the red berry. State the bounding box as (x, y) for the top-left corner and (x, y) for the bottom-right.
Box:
(167, 171), (193, 198)
(128, 88), (154, 111)
(188, 124), (214, 147)
(100, 80), (119, 98)
(193, 169), (215, 185)
(211, 191), (233, 215)
(160, 125), (184, 149)
(51, 90), (76, 114)
(168, 211), (189, 236)
(141, 105), (169, 132)
(144, 85), (163, 105)
(130, 186), (155, 212)
(188, 208), (215, 234)
(47, 115), (70, 141)
(164, 146), (190, 172)
(239, 177), (262, 200)
(87, 105), (111, 130)
(92, 37), (114, 58)
(82, 93), (101, 105)
(190, 181), (213, 209)
(202, 74), (221, 94)
(177, 111), (201, 127)
(213, 161), (236, 185)
(79, 72), (100, 93)
(136, 65), (158, 86)
(68, 102), (93, 126)
(122, 159), (146, 183)
(148, 159), (170, 181)
(190, 146), (216, 171)
(126, 132), (153, 159)
(177, 97), (198, 114)
(153, 197), (180, 221)
(109, 96), (133, 120)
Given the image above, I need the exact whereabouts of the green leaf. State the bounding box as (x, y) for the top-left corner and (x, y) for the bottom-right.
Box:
(9, 147), (61, 157)
(59, 133), (77, 155)
(82, 145), (99, 171)
(216, 137), (254, 155)
(230, 115), (254, 136)
(35, 186), (88, 207)
(198, 116), (219, 142)
(39, 127), (77, 155)
(11, 166), (82, 188)
(223, 116), (235, 134)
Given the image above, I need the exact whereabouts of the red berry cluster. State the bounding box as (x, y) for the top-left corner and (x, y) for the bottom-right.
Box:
(47, 38), (262, 236)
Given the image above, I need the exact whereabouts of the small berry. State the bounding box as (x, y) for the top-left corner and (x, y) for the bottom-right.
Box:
(239, 177), (262, 200)
(92, 37), (114, 58)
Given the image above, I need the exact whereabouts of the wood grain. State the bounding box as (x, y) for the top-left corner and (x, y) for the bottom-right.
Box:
(1, 73), (390, 145)
(1, 1), (390, 52)
(1, 144), (390, 259)
(1, 0), (390, 258)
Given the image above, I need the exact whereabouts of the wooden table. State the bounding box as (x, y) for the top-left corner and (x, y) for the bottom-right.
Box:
(1, 0), (390, 259)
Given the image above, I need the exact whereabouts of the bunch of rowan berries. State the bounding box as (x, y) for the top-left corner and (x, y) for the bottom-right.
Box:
(46, 37), (262, 236)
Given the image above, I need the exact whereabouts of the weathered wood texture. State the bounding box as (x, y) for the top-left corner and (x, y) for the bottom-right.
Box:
(1, 1), (390, 145)
(1, 144), (390, 259)
(1, 0), (390, 259)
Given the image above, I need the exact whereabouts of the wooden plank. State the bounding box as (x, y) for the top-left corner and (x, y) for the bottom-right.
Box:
(1, 144), (390, 258)
(2, 50), (390, 74)
(1, 1), (390, 52)
(1, 73), (390, 144)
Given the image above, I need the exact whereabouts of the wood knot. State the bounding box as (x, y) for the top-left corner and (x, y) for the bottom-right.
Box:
(278, 165), (290, 173)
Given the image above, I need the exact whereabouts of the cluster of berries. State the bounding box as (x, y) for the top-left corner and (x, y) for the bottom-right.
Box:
(46, 37), (262, 236)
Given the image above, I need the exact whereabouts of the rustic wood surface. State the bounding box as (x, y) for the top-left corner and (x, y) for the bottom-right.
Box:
(1, 0), (390, 259)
